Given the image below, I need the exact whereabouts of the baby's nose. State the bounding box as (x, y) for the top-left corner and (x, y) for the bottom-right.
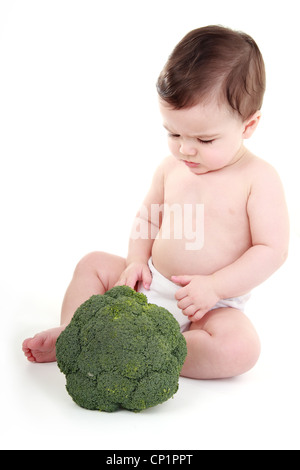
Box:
(179, 140), (197, 157)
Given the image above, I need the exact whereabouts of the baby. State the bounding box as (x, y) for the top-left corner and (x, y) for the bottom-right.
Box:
(23, 25), (289, 379)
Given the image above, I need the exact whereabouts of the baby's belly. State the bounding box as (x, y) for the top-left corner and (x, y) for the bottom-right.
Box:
(151, 235), (249, 280)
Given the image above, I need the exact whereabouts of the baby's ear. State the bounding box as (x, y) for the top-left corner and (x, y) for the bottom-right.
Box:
(242, 111), (261, 139)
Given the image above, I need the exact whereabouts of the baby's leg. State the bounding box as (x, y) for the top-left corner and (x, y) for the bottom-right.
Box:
(181, 307), (261, 379)
(22, 252), (126, 363)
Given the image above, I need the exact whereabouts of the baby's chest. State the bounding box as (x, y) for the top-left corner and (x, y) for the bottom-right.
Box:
(164, 170), (248, 218)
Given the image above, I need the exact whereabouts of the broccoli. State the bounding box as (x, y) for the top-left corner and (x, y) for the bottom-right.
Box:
(56, 285), (187, 412)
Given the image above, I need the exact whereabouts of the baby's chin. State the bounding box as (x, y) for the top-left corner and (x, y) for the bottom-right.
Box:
(189, 166), (218, 175)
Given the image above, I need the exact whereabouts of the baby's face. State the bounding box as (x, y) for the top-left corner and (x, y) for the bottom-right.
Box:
(159, 99), (248, 175)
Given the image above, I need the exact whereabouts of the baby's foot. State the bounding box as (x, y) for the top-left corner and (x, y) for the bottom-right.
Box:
(22, 326), (65, 363)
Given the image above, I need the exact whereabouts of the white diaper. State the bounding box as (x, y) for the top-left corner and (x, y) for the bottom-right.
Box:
(138, 258), (251, 333)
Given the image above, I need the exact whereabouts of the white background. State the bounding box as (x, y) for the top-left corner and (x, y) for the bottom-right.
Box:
(1, 0), (300, 450)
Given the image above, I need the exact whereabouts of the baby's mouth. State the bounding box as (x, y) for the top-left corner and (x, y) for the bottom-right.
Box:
(183, 160), (200, 168)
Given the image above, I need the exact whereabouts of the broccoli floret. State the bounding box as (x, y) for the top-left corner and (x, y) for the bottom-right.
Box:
(56, 286), (187, 412)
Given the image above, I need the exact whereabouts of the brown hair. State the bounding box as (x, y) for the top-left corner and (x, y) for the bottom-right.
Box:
(156, 25), (266, 120)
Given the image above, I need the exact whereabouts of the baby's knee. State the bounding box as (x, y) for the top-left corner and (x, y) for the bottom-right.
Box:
(227, 328), (261, 377)
(74, 251), (107, 276)
(73, 251), (126, 290)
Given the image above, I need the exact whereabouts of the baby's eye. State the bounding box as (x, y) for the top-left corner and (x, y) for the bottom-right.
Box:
(198, 139), (214, 145)
(168, 133), (180, 138)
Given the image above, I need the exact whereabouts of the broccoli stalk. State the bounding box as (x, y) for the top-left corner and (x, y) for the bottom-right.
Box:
(56, 286), (187, 412)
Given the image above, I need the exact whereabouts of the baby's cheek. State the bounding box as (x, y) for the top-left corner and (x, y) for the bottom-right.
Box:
(168, 142), (179, 158)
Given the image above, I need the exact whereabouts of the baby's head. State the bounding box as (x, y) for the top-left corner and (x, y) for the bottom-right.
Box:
(157, 25), (265, 122)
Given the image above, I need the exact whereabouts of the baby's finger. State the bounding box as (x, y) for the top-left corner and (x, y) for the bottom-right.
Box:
(124, 275), (139, 289)
(174, 286), (188, 301)
(177, 296), (192, 311)
(182, 305), (197, 317)
(114, 275), (135, 289)
(188, 309), (207, 322)
(142, 266), (152, 290)
(172, 275), (192, 286)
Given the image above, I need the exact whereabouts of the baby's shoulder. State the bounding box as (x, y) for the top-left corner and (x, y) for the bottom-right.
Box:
(243, 152), (283, 193)
(243, 151), (280, 180)
(159, 155), (177, 172)
(153, 155), (178, 180)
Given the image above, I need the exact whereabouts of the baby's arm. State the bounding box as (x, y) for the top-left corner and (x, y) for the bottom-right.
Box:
(115, 159), (167, 289)
(174, 163), (289, 320)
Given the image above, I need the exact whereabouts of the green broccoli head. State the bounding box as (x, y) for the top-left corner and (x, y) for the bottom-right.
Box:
(56, 286), (187, 412)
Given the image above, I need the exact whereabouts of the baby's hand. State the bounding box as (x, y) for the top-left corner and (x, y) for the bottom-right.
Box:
(115, 262), (152, 291)
(172, 274), (220, 322)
